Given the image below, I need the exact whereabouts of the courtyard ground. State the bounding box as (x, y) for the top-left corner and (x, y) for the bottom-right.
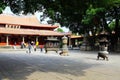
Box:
(0, 49), (120, 80)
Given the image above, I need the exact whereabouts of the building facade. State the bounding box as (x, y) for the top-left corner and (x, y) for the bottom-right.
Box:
(0, 14), (63, 47)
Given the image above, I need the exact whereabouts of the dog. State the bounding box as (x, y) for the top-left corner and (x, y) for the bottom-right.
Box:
(59, 51), (69, 56)
(59, 51), (63, 55)
(97, 52), (108, 61)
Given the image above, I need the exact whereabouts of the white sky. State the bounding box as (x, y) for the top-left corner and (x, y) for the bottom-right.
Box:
(35, 11), (70, 32)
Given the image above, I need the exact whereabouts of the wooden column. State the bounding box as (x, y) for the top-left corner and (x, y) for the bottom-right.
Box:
(6, 35), (9, 46)
(36, 36), (38, 42)
(22, 36), (25, 43)
(68, 36), (71, 47)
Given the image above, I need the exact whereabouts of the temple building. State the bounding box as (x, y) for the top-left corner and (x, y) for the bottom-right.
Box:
(0, 8), (63, 47)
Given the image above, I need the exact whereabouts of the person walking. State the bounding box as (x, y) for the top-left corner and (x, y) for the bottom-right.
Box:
(34, 41), (39, 51)
(40, 45), (43, 52)
(28, 42), (32, 53)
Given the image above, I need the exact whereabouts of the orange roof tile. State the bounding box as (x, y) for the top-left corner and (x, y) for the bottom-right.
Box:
(0, 14), (58, 29)
(39, 30), (63, 36)
(0, 27), (63, 36)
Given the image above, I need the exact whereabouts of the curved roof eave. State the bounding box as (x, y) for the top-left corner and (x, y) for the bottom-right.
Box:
(0, 14), (58, 29)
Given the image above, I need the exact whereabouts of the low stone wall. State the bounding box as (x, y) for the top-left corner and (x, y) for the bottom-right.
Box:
(0, 45), (12, 48)
(0, 45), (21, 49)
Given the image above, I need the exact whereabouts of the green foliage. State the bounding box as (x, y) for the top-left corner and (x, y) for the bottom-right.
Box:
(82, 4), (105, 25)
(56, 28), (64, 33)
(47, 8), (55, 19)
(0, 1), (6, 13)
(0, 7), (2, 13)
(109, 20), (115, 30)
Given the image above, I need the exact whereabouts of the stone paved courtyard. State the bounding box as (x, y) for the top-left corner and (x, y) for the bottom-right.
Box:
(0, 49), (120, 80)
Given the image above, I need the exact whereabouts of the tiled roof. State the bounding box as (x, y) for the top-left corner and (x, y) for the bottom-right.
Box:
(0, 14), (58, 29)
(0, 27), (63, 36)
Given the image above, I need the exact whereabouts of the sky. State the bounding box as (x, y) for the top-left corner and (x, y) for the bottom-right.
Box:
(2, 6), (70, 32)
(35, 11), (70, 32)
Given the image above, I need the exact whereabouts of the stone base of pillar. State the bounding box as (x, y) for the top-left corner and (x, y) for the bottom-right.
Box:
(61, 36), (69, 56)
(61, 53), (69, 56)
(80, 36), (91, 51)
(60, 44), (69, 56)
(116, 44), (120, 52)
(80, 45), (91, 51)
(61, 49), (69, 56)
(60, 51), (69, 56)
(116, 49), (120, 52)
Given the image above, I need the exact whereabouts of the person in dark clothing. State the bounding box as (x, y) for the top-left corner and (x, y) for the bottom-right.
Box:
(28, 43), (32, 53)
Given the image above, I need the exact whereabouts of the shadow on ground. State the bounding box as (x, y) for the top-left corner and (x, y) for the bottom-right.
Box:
(0, 51), (101, 80)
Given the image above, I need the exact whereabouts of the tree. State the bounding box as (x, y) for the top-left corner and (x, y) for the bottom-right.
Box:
(0, 0), (6, 13)
(109, 20), (116, 31)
